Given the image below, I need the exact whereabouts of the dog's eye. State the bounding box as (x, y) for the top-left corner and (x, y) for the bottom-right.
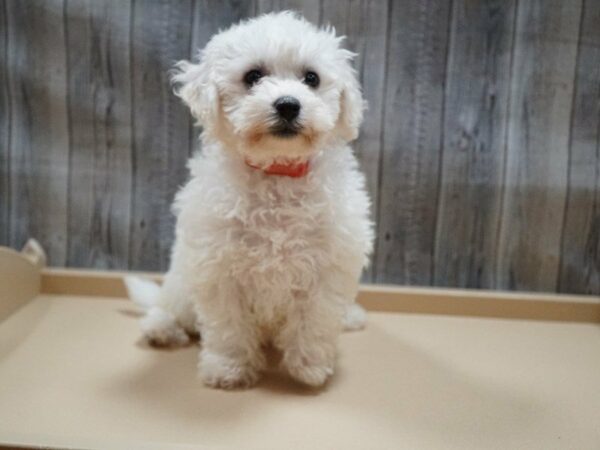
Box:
(303, 71), (320, 88)
(243, 69), (263, 87)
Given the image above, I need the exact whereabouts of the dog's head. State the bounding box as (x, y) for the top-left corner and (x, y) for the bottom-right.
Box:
(172, 11), (365, 165)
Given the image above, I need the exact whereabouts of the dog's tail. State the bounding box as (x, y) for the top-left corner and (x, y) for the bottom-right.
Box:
(124, 276), (161, 310)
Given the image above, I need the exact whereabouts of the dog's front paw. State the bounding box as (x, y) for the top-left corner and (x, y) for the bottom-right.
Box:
(199, 350), (261, 389)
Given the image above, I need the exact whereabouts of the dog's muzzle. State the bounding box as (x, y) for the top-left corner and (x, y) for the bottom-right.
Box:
(271, 96), (301, 138)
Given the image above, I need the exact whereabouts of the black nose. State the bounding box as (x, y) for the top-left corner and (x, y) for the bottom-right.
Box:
(274, 96), (301, 121)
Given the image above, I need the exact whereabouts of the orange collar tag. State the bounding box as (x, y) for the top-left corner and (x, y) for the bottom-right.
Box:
(245, 159), (310, 178)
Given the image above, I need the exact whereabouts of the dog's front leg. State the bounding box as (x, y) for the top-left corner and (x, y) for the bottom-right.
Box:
(275, 288), (343, 387)
(197, 288), (266, 389)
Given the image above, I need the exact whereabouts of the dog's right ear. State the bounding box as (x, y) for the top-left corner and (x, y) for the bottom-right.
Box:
(171, 57), (218, 127)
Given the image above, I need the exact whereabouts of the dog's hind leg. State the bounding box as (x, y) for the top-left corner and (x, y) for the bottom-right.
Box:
(334, 272), (367, 332)
(125, 272), (198, 347)
(140, 305), (190, 347)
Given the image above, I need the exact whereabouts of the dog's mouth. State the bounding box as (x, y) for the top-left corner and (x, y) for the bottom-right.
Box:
(269, 121), (301, 139)
(244, 118), (317, 150)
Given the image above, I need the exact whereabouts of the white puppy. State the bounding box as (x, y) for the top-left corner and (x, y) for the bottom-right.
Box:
(125, 11), (374, 389)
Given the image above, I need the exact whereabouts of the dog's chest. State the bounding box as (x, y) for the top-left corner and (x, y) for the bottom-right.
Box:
(228, 183), (335, 290)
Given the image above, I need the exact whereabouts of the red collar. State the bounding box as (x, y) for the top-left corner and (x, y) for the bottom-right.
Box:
(245, 159), (310, 178)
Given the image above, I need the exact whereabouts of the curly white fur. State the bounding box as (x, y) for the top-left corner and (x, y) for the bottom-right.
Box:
(125, 11), (374, 389)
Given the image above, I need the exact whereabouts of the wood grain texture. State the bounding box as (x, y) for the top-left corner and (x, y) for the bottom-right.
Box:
(64, 0), (132, 269)
(0, 1), (9, 246)
(191, 0), (258, 53)
(129, 0), (194, 271)
(1, 1), (600, 294)
(5, 0), (70, 266)
(559, 0), (600, 295)
(320, 0), (389, 282)
(256, 0), (320, 23)
(434, 0), (516, 288)
(375, 0), (452, 285)
(496, 0), (582, 291)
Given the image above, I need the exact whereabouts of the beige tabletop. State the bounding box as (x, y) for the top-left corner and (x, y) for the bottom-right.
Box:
(0, 293), (599, 450)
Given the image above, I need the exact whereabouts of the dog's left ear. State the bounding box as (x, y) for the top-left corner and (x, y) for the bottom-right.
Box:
(171, 56), (219, 128)
(337, 59), (366, 142)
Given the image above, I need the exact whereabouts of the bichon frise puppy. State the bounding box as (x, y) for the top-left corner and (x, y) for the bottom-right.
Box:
(125, 11), (374, 389)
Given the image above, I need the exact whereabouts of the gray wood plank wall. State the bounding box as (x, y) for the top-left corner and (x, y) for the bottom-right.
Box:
(1, 0), (599, 295)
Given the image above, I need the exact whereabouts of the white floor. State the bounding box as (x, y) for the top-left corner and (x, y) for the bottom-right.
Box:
(1, 294), (600, 449)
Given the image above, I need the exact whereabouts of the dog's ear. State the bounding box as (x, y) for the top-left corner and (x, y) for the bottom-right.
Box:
(337, 57), (366, 142)
(171, 57), (219, 127)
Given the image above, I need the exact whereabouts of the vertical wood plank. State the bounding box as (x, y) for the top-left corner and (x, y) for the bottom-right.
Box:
(320, 0), (388, 282)
(0, 1), (9, 246)
(496, 0), (582, 291)
(375, 0), (452, 285)
(559, 0), (600, 295)
(1, 0), (598, 295)
(190, 0), (258, 72)
(256, 0), (320, 24)
(6, 0), (70, 265)
(434, 0), (516, 288)
(64, 0), (132, 269)
(129, 0), (194, 271)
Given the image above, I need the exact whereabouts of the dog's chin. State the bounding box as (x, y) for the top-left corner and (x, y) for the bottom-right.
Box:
(240, 125), (320, 163)
(243, 124), (319, 151)
(270, 123), (301, 139)
(271, 128), (300, 139)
